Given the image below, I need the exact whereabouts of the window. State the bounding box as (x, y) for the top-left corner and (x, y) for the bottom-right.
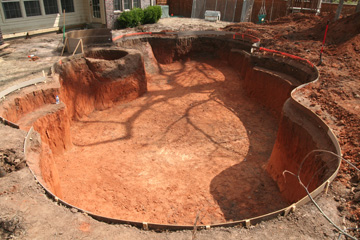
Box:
(92, 0), (100, 18)
(114, 0), (121, 10)
(124, 0), (130, 9)
(43, 0), (58, 14)
(60, 0), (74, 13)
(2, 1), (22, 19)
(24, 0), (41, 17)
(133, 0), (139, 8)
(114, 0), (140, 11)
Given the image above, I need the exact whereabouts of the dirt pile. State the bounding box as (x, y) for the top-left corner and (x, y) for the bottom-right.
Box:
(325, 11), (360, 45)
(0, 149), (25, 176)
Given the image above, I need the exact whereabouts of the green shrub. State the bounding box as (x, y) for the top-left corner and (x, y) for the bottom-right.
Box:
(117, 8), (144, 29)
(117, 6), (161, 29)
(154, 6), (162, 21)
(143, 6), (162, 24)
(133, 8), (145, 25)
(118, 10), (136, 28)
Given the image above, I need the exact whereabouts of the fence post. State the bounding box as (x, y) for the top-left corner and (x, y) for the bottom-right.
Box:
(191, 0), (197, 18)
(223, 0), (228, 20)
(232, 0), (238, 22)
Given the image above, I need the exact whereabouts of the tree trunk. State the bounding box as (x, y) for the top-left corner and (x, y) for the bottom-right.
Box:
(335, 0), (344, 20)
(356, 0), (360, 13)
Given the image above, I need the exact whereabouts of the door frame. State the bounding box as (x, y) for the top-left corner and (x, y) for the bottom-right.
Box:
(89, 0), (106, 24)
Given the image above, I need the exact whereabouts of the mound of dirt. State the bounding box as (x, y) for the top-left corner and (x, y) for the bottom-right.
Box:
(325, 11), (360, 45)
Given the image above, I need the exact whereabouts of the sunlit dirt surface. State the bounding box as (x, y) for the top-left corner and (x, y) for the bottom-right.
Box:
(54, 58), (287, 225)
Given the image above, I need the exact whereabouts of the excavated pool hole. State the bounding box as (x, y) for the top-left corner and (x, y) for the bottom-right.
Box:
(0, 34), (340, 229)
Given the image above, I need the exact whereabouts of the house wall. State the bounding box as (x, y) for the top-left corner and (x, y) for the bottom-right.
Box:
(0, 0), (90, 35)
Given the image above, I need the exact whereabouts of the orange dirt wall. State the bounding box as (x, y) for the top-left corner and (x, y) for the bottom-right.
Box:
(39, 143), (63, 198)
(57, 51), (147, 120)
(243, 66), (296, 118)
(226, 47), (336, 203)
(228, 49), (252, 81)
(32, 106), (72, 199)
(32, 106), (72, 155)
(1, 88), (59, 123)
(227, 50), (296, 118)
(266, 99), (336, 203)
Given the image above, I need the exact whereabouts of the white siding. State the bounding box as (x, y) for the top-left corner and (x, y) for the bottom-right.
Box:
(0, 0), (90, 34)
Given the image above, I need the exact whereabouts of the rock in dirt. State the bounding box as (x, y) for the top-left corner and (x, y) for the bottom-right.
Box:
(0, 167), (6, 177)
(353, 192), (360, 202)
(0, 149), (25, 173)
(0, 215), (23, 239)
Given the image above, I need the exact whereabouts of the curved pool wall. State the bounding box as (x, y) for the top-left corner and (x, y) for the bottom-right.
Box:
(0, 31), (341, 230)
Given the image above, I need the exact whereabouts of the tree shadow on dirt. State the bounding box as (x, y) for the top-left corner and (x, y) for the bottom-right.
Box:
(200, 63), (288, 222)
(69, 52), (288, 223)
(73, 57), (226, 147)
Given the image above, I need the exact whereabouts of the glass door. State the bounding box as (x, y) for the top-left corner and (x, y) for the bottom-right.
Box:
(90, 0), (102, 23)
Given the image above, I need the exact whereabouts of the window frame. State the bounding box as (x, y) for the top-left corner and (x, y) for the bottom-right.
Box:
(0, 0), (76, 22)
(114, 0), (141, 12)
(43, 0), (59, 15)
(2, 0), (23, 19)
(114, 0), (121, 11)
(60, 0), (74, 13)
(123, 0), (130, 10)
(23, 0), (42, 17)
(133, 0), (140, 8)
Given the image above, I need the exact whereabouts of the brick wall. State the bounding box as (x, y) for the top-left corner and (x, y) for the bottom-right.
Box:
(105, 0), (116, 29)
(0, 26), (3, 45)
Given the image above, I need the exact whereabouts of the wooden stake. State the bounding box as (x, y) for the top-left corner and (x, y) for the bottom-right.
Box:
(63, 9), (66, 42)
(81, 39), (84, 54)
(61, 37), (68, 56)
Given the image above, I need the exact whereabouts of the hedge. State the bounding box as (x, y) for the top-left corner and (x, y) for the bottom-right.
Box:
(117, 6), (162, 29)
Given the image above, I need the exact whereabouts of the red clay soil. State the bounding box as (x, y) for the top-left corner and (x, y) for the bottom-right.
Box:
(49, 58), (287, 225)
(224, 11), (360, 222)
